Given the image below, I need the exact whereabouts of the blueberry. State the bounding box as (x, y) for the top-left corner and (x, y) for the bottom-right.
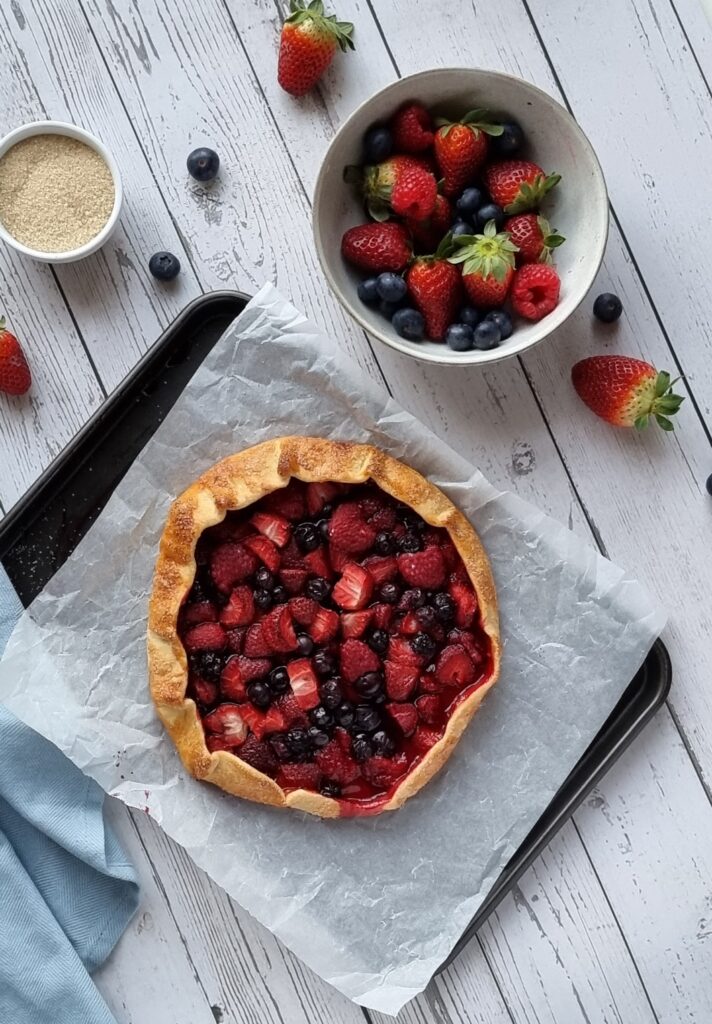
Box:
(253, 588), (272, 610)
(306, 577), (331, 601)
(458, 305), (482, 328)
(355, 672), (384, 700)
(379, 582), (400, 604)
(376, 272), (408, 303)
(186, 147), (220, 182)
(399, 588), (425, 609)
(320, 779), (342, 798)
(485, 309), (513, 340)
(316, 518), (330, 540)
(269, 666), (290, 693)
(451, 219), (475, 238)
(313, 649), (335, 677)
(456, 187), (483, 216)
(398, 531), (422, 553)
(354, 705), (382, 733)
(493, 122), (524, 157)
(379, 298), (405, 318)
(269, 733), (291, 761)
(255, 567), (275, 590)
(707, 474), (712, 496)
(335, 702), (355, 729)
(308, 726), (330, 749)
(445, 323), (473, 352)
(392, 307), (425, 341)
(310, 705), (334, 730)
(149, 251), (181, 281)
(297, 633), (314, 656)
(189, 650), (224, 682)
(358, 277), (380, 306)
(473, 319), (501, 350)
(368, 629), (389, 655)
(432, 592), (455, 623)
(294, 522), (320, 552)
(352, 734), (373, 762)
(320, 677), (343, 710)
(363, 125), (393, 163)
(593, 293), (623, 323)
(416, 604), (436, 627)
(375, 531), (396, 555)
(286, 728), (310, 757)
(476, 204), (505, 230)
(247, 680), (272, 709)
(412, 632), (437, 659)
(371, 730), (395, 756)
(271, 585), (288, 605)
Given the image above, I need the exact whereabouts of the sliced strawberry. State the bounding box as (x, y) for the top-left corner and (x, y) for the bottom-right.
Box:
(341, 609), (373, 639)
(384, 660), (419, 700)
(244, 534), (281, 572)
(220, 661), (246, 701)
(306, 481), (343, 516)
(435, 644), (476, 688)
(262, 605), (298, 653)
(398, 611), (421, 635)
(308, 606), (340, 643)
(237, 733), (278, 775)
(328, 544), (351, 573)
(261, 481), (307, 521)
(210, 542), (258, 592)
(250, 511), (291, 548)
(361, 555), (398, 585)
(388, 635), (422, 665)
(289, 596), (319, 625)
(447, 628), (486, 666)
(304, 546), (333, 579)
(206, 734), (237, 753)
(287, 658), (320, 709)
(183, 622), (227, 651)
(415, 693), (442, 724)
(419, 670), (445, 694)
(340, 638), (381, 683)
(275, 693), (308, 727)
(358, 492), (397, 532)
(244, 622), (271, 657)
(328, 502), (377, 554)
(207, 518), (254, 545)
(315, 739), (361, 785)
(220, 586), (254, 628)
(239, 703), (267, 739)
(362, 753), (408, 788)
(191, 676), (218, 706)
(371, 602), (394, 629)
(261, 705), (287, 735)
(281, 538), (306, 569)
(449, 580), (478, 628)
(332, 562), (374, 610)
(334, 726), (353, 753)
(412, 726), (442, 754)
(278, 761), (322, 790)
(397, 547), (446, 589)
(203, 704), (248, 745)
(280, 568), (309, 594)
(182, 600), (218, 626)
(385, 701), (418, 737)
(225, 627), (246, 653)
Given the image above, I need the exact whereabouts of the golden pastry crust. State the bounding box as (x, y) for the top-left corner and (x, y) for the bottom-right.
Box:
(148, 436), (501, 817)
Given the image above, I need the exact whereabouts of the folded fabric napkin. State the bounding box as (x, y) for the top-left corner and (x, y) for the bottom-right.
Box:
(0, 564), (139, 1024)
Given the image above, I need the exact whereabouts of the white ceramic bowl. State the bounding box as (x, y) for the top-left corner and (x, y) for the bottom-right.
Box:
(0, 120), (123, 263)
(313, 68), (609, 365)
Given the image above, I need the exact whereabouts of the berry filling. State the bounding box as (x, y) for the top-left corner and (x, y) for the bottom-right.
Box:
(179, 479), (493, 814)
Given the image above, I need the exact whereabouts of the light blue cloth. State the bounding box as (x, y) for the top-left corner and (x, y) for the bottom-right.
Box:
(0, 564), (140, 1024)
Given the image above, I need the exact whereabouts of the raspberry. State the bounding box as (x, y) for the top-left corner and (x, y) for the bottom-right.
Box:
(340, 639), (381, 683)
(238, 735), (278, 776)
(328, 502), (377, 554)
(315, 740), (360, 785)
(243, 623), (271, 657)
(279, 569), (309, 594)
(181, 601), (218, 627)
(183, 622), (227, 651)
(289, 597), (319, 625)
(362, 753), (408, 788)
(435, 644), (476, 688)
(448, 580), (478, 628)
(279, 761), (322, 790)
(260, 481), (306, 521)
(384, 660), (419, 701)
(415, 694), (442, 724)
(510, 263), (561, 321)
(397, 547), (446, 588)
(210, 543), (258, 592)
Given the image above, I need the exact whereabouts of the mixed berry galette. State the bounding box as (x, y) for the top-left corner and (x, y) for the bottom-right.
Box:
(148, 437), (500, 817)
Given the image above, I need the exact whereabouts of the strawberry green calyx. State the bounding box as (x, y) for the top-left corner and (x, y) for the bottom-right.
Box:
(634, 371), (685, 431)
(447, 220), (519, 282)
(435, 108), (503, 138)
(537, 216), (565, 262)
(285, 0), (355, 51)
(506, 172), (561, 214)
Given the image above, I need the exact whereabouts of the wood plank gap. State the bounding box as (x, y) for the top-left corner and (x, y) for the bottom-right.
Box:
(668, 0), (712, 96)
(363, 0), (400, 73)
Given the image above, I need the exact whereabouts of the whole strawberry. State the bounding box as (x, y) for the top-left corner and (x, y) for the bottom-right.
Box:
(572, 356), (684, 430)
(0, 318), (31, 396)
(485, 160), (561, 214)
(505, 214), (565, 263)
(391, 102), (434, 153)
(510, 263), (560, 321)
(434, 110), (503, 196)
(357, 155), (438, 221)
(341, 221), (412, 272)
(407, 194), (452, 253)
(406, 239), (463, 341)
(277, 0), (354, 97)
(448, 220), (518, 308)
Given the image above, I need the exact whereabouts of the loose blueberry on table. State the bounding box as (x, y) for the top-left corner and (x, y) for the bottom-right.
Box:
(178, 477), (494, 815)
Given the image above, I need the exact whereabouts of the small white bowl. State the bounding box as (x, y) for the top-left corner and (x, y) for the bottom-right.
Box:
(0, 120), (123, 263)
(313, 68), (609, 365)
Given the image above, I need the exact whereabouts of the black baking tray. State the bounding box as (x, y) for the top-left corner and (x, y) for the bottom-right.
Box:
(0, 289), (671, 972)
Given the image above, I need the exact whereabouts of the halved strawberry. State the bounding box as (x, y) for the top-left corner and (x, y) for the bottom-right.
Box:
(262, 605), (298, 653)
(261, 481), (307, 521)
(398, 611), (421, 635)
(191, 676), (218, 706)
(261, 705), (288, 735)
(220, 586), (254, 628)
(385, 701), (418, 737)
(203, 704), (248, 745)
(243, 534), (281, 572)
(206, 735), (236, 753)
(332, 562), (374, 610)
(237, 734), (278, 775)
(289, 596), (319, 625)
(384, 660), (419, 700)
(340, 638), (381, 683)
(415, 693), (442, 724)
(397, 547), (446, 589)
(361, 555), (398, 585)
(308, 606), (340, 643)
(280, 568), (309, 594)
(328, 502), (377, 554)
(278, 761), (322, 790)
(388, 636), (422, 665)
(287, 658), (320, 709)
(435, 644), (476, 688)
(275, 692), (308, 727)
(362, 753), (408, 788)
(328, 544), (351, 574)
(448, 580), (478, 628)
(341, 609), (373, 639)
(304, 547), (333, 580)
(225, 627), (246, 653)
(220, 659), (247, 702)
(306, 481), (343, 516)
(250, 511), (291, 548)
(315, 739), (361, 785)
(183, 622), (227, 651)
(371, 602), (394, 629)
(182, 600), (218, 627)
(211, 543), (258, 592)
(244, 622), (271, 657)
(412, 726), (442, 754)
(206, 518), (254, 545)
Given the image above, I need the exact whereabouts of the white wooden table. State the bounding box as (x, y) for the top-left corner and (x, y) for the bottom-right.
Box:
(1, 1), (711, 1021)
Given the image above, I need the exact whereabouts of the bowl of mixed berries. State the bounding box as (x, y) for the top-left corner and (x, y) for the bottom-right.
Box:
(313, 68), (608, 364)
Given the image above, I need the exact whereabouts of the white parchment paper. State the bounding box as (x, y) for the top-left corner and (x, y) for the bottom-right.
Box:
(0, 284), (665, 1015)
